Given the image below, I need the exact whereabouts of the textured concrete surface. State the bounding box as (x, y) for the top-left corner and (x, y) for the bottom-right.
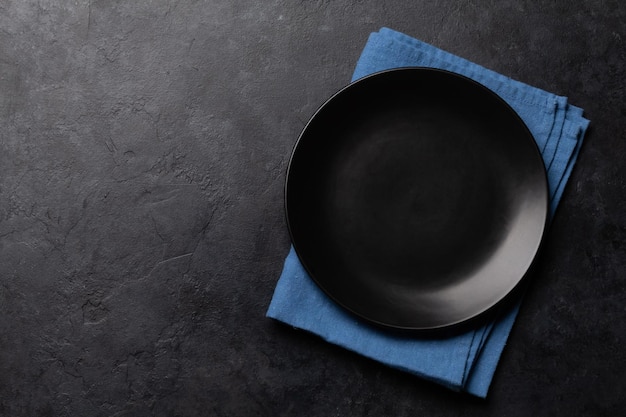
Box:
(0, 0), (624, 415)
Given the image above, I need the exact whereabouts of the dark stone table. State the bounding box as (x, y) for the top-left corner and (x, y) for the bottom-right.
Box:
(0, 1), (623, 415)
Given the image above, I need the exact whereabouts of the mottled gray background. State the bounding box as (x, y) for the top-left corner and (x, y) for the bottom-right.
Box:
(0, 1), (624, 416)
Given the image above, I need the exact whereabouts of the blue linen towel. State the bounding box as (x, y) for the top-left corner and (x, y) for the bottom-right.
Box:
(267, 27), (590, 398)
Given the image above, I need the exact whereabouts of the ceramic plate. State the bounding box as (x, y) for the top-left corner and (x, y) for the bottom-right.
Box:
(285, 68), (548, 331)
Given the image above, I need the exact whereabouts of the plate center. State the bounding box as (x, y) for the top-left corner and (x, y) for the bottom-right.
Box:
(325, 105), (511, 291)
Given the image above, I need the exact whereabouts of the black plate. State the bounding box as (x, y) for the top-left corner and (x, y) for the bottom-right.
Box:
(285, 68), (548, 331)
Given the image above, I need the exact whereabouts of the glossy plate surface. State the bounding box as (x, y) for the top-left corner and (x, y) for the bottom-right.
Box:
(285, 68), (548, 331)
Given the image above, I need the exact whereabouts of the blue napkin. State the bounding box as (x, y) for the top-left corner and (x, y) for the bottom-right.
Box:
(267, 28), (590, 398)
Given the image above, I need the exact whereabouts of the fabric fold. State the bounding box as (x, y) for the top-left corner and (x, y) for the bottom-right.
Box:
(267, 27), (589, 398)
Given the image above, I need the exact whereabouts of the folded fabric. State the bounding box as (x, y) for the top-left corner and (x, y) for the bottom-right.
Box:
(267, 27), (590, 398)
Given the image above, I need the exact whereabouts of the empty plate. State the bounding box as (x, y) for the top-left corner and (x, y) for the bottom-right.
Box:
(285, 68), (548, 331)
